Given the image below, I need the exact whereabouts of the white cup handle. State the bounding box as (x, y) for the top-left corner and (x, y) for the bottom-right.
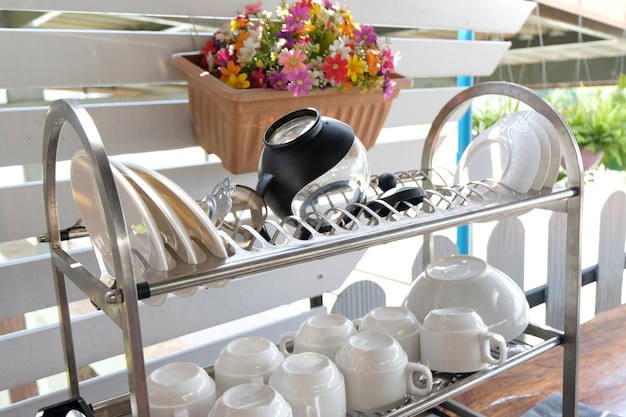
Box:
(480, 331), (507, 366)
(173, 409), (189, 417)
(279, 331), (296, 356)
(304, 395), (322, 417)
(405, 362), (433, 397)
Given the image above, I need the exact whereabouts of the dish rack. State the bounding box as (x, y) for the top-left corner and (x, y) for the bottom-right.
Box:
(42, 82), (583, 417)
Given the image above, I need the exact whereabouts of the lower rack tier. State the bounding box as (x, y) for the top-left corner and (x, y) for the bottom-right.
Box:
(90, 323), (563, 417)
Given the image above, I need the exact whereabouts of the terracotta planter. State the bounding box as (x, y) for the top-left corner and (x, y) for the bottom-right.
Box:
(561, 147), (604, 171)
(171, 52), (413, 174)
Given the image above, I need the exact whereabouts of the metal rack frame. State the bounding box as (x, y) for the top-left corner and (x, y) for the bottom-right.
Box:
(42, 82), (583, 417)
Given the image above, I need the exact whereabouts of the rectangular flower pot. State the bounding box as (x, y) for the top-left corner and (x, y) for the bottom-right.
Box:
(171, 52), (413, 174)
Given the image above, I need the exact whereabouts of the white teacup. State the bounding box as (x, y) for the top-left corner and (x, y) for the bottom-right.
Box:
(269, 352), (346, 417)
(355, 306), (422, 362)
(147, 362), (217, 417)
(213, 336), (284, 395)
(335, 331), (433, 413)
(420, 307), (507, 373)
(279, 313), (356, 360)
(208, 383), (293, 417)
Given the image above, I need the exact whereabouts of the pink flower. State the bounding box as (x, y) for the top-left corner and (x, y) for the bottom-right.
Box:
(244, 1), (263, 15)
(353, 25), (378, 46)
(250, 68), (267, 88)
(286, 70), (313, 96)
(285, 2), (310, 32)
(380, 45), (397, 74)
(278, 49), (308, 75)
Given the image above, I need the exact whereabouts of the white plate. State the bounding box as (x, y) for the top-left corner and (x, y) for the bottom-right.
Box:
(524, 111), (561, 189)
(123, 162), (229, 260)
(454, 126), (513, 186)
(111, 160), (206, 298)
(456, 111), (541, 194)
(70, 151), (170, 306)
(518, 111), (551, 191)
(110, 159), (202, 265)
(497, 112), (541, 193)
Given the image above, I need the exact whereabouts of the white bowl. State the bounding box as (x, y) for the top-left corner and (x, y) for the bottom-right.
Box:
(404, 255), (529, 342)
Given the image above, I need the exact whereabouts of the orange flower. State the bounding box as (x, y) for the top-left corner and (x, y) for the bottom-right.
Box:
(367, 49), (381, 76)
(338, 12), (355, 38)
(235, 31), (251, 54)
(220, 60), (241, 83)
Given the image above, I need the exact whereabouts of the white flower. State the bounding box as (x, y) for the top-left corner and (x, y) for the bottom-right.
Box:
(329, 36), (352, 60)
(238, 30), (261, 64)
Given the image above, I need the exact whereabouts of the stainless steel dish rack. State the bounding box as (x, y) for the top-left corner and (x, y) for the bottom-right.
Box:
(42, 82), (583, 417)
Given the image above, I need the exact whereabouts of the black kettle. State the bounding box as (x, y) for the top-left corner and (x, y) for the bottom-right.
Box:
(256, 108), (370, 219)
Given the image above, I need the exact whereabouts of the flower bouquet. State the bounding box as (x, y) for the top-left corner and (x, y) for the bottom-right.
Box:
(172, 0), (412, 174)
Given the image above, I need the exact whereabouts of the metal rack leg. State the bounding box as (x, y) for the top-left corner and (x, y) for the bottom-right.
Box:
(52, 266), (80, 397)
(441, 400), (487, 417)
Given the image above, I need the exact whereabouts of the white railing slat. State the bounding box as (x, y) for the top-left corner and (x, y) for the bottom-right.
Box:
(0, 254), (359, 389)
(1, 0), (535, 34)
(0, 29), (509, 88)
(0, 307), (323, 417)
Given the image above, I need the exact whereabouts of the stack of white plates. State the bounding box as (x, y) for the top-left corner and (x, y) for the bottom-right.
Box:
(70, 151), (228, 305)
(455, 111), (560, 193)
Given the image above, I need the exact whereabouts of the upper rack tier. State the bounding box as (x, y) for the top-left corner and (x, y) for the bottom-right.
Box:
(43, 82), (583, 311)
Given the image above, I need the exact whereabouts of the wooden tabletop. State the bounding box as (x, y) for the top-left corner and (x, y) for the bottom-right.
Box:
(450, 304), (626, 416)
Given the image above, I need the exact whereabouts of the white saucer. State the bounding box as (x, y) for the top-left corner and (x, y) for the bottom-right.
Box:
(524, 111), (561, 189)
(70, 151), (171, 306)
(456, 111), (541, 194)
(123, 162), (229, 260)
(455, 125), (512, 186)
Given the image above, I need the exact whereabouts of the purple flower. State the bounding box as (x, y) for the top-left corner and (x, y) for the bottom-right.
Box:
(285, 3), (310, 32)
(286, 70), (313, 96)
(268, 70), (289, 90)
(382, 75), (395, 100)
(276, 29), (296, 49)
(354, 25), (378, 46)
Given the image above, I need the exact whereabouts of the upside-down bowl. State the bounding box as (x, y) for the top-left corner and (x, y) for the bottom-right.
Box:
(404, 255), (530, 342)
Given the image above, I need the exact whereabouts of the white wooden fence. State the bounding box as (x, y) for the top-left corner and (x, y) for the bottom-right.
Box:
(4, 1), (623, 417)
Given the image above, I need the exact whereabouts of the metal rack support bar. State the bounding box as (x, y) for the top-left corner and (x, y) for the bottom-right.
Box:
(42, 99), (150, 417)
(420, 82), (583, 417)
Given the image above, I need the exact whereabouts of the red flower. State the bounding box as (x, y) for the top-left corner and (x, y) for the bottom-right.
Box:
(321, 53), (349, 85)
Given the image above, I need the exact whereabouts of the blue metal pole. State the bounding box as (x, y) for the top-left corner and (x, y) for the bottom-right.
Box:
(456, 30), (474, 255)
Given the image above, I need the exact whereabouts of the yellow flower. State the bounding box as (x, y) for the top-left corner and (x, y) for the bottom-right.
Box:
(339, 12), (356, 38)
(347, 55), (365, 83)
(226, 73), (251, 89)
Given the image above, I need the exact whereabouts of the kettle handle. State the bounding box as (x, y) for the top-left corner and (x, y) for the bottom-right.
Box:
(256, 173), (274, 197)
(36, 397), (95, 417)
